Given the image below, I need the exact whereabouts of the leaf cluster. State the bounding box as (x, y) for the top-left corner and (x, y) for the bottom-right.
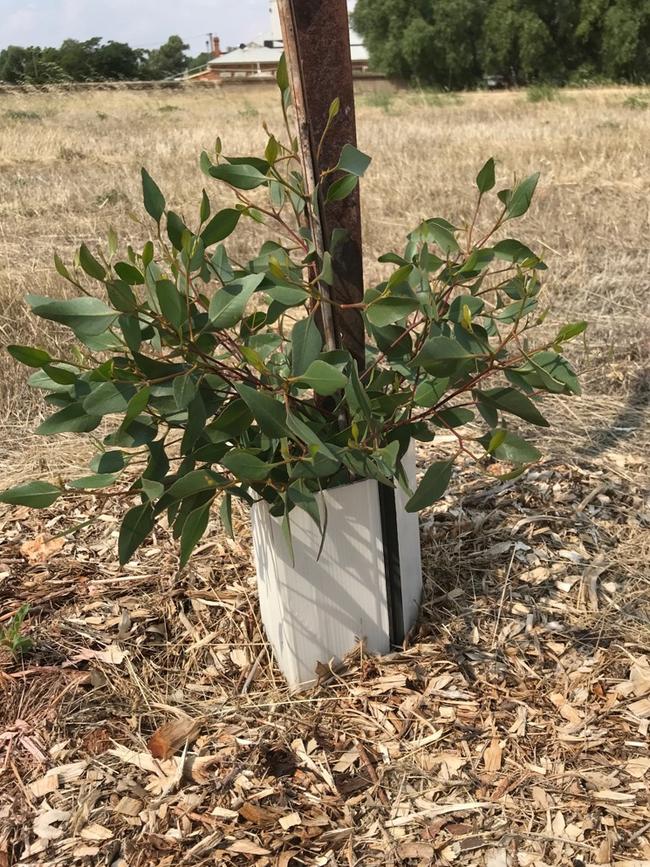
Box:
(1, 80), (585, 567)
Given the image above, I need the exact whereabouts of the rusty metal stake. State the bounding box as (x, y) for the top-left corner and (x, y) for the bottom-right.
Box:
(277, 0), (365, 370)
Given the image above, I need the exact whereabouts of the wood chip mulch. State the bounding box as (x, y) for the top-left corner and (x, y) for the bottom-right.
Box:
(1, 449), (649, 867)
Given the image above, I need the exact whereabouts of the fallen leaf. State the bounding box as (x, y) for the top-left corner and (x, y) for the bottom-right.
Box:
(33, 809), (70, 841)
(227, 840), (270, 855)
(483, 738), (502, 772)
(20, 534), (65, 564)
(147, 716), (202, 760)
(239, 802), (283, 826)
(70, 644), (126, 665)
(79, 823), (113, 842)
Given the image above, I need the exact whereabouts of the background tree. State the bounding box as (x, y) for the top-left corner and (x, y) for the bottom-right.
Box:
(353, 0), (650, 86)
(142, 35), (190, 80)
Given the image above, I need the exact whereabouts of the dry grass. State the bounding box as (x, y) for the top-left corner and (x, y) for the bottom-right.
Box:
(1, 84), (649, 866)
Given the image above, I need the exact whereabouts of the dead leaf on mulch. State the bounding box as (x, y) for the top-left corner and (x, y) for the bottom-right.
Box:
(19, 534), (65, 564)
(147, 716), (202, 759)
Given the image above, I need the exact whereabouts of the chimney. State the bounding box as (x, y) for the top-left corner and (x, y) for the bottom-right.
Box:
(211, 35), (221, 57)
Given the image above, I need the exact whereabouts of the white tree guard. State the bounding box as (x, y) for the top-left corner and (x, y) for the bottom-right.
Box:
(251, 447), (422, 688)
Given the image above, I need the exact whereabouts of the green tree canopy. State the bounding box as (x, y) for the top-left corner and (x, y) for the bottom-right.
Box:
(0, 34), (191, 84)
(141, 35), (190, 80)
(353, 0), (650, 86)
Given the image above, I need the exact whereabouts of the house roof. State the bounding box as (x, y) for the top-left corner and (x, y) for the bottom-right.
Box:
(209, 34), (368, 68)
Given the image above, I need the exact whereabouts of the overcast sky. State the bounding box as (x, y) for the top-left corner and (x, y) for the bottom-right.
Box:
(0, 0), (286, 56)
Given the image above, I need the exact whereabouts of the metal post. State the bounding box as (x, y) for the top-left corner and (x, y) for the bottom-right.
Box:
(276, 0), (407, 648)
(277, 0), (365, 370)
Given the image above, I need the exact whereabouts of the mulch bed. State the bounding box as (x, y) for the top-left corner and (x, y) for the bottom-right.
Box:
(1, 447), (649, 866)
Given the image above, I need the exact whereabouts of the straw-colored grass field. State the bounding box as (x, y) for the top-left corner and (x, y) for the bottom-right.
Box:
(1, 84), (649, 866)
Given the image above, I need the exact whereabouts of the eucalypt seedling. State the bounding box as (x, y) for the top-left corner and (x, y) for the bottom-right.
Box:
(1, 76), (585, 569)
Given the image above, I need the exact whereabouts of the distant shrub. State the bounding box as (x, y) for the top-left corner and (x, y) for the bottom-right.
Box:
(527, 84), (557, 103)
(364, 90), (394, 112)
(5, 109), (41, 121)
(237, 101), (259, 119)
(158, 104), (181, 113)
(410, 89), (462, 107)
(623, 94), (649, 110)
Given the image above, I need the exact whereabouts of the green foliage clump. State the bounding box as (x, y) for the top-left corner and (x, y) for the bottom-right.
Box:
(1, 605), (32, 658)
(0, 35), (190, 84)
(353, 0), (650, 88)
(1, 75), (584, 568)
(527, 84), (558, 103)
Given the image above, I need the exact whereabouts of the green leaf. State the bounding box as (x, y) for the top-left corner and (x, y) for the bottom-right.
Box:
(365, 296), (418, 328)
(267, 284), (309, 306)
(173, 374), (197, 409)
(476, 157), (496, 193)
(411, 336), (473, 374)
(405, 460), (453, 512)
(345, 361), (372, 422)
(107, 280), (138, 312)
(219, 493), (233, 538)
(26, 294), (117, 339)
(141, 168), (166, 222)
(43, 364), (78, 385)
(414, 377), (450, 407)
(511, 351), (581, 395)
(0, 480), (62, 508)
(54, 253), (73, 281)
(479, 429), (541, 463)
(265, 135), (279, 164)
(276, 52), (289, 92)
(291, 316), (322, 377)
(179, 500), (212, 567)
(210, 399), (253, 436)
(114, 261), (144, 285)
(201, 208), (241, 246)
(492, 239), (542, 264)
(37, 403), (101, 435)
(476, 386), (549, 427)
(200, 189), (211, 223)
(410, 218), (459, 255)
(336, 144), (371, 177)
(209, 273), (264, 329)
(7, 345), (52, 368)
(286, 410), (337, 461)
(165, 469), (225, 502)
(83, 382), (136, 416)
(555, 321), (587, 343)
(486, 428), (507, 454)
(221, 449), (274, 481)
(89, 450), (125, 473)
(432, 407), (474, 428)
(156, 280), (185, 329)
(123, 386), (150, 425)
(119, 501), (155, 564)
(235, 383), (287, 438)
(140, 478), (164, 500)
(209, 163), (268, 190)
(68, 473), (119, 489)
(506, 172), (540, 219)
(166, 211), (187, 251)
(79, 243), (106, 280)
(297, 360), (347, 395)
(326, 174), (358, 203)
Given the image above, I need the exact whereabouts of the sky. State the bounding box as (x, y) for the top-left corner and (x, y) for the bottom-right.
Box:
(0, 0), (282, 56)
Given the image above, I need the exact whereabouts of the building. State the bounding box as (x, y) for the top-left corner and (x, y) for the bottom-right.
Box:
(204, 2), (370, 80)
